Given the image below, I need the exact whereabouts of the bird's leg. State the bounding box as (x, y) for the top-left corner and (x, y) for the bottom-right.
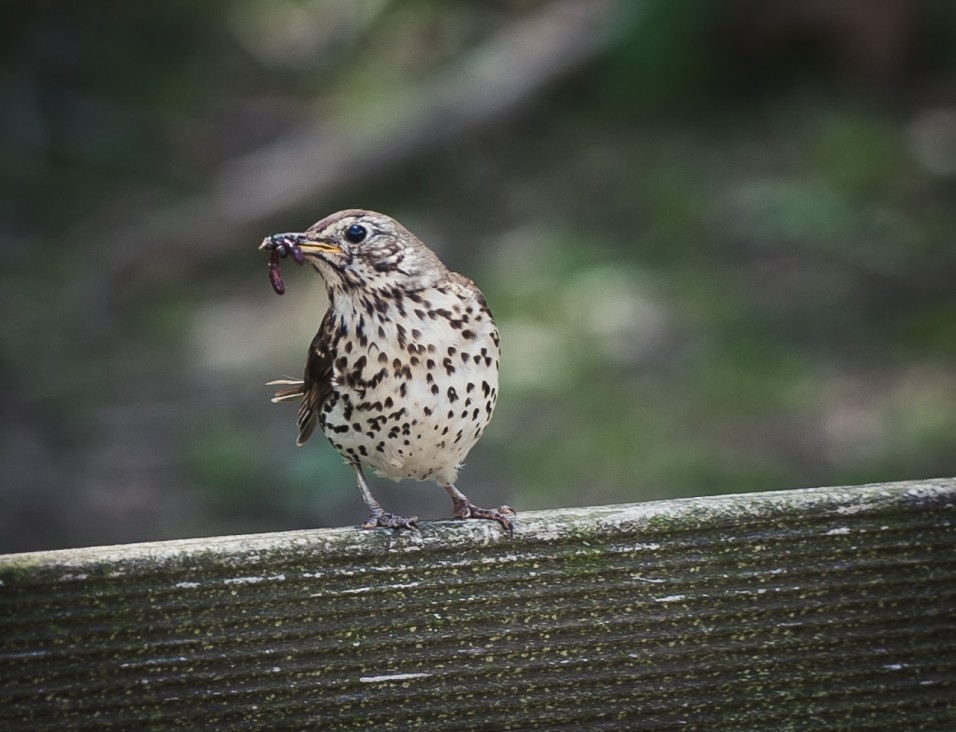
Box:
(353, 464), (418, 531)
(442, 483), (515, 536)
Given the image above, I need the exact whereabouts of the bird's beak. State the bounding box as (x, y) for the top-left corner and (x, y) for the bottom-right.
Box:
(259, 233), (342, 256)
(297, 240), (343, 257)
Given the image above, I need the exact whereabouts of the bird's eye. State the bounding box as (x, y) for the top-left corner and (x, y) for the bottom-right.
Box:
(344, 223), (368, 244)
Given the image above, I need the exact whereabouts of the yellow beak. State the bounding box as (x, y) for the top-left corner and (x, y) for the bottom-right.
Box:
(297, 241), (343, 256)
(259, 233), (343, 256)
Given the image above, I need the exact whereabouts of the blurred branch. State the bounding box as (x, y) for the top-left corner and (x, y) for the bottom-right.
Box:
(90, 0), (627, 305)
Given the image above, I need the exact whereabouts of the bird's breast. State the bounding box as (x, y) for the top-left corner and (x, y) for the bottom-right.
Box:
(318, 286), (499, 482)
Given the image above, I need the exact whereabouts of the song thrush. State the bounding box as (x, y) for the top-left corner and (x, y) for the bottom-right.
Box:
(260, 209), (513, 534)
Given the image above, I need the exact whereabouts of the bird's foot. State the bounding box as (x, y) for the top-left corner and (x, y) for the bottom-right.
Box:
(451, 499), (516, 537)
(361, 507), (419, 531)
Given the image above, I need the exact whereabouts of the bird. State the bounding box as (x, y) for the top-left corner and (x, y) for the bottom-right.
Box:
(260, 209), (514, 534)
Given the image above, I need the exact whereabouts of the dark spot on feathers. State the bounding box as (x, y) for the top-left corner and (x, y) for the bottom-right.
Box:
(367, 368), (388, 388)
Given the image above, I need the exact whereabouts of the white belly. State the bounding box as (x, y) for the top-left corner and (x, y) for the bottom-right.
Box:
(319, 291), (499, 486)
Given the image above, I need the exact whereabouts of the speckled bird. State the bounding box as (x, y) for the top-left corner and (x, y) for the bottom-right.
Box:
(260, 209), (513, 533)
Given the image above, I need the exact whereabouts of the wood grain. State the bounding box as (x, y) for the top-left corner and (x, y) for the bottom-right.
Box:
(2, 479), (955, 730)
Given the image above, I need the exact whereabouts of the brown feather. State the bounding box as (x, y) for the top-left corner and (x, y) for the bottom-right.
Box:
(295, 309), (336, 446)
(267, 380), (305, 403)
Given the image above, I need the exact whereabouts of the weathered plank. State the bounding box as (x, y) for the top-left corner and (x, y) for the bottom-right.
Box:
(1, 479), (955, 730)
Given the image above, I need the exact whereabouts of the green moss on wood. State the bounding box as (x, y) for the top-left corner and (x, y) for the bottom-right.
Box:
(1, 479), (955, 730)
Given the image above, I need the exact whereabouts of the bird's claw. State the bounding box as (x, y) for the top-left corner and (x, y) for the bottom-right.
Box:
(362, 509), (419, 531)
(452, 499), (516, 537)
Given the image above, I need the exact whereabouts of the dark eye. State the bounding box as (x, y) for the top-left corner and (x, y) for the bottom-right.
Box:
(344, 223), (367, 244)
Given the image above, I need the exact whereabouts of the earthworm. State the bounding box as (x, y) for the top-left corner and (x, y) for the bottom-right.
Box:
(263, 234), (304, 295)
(268, 249), (286, 295)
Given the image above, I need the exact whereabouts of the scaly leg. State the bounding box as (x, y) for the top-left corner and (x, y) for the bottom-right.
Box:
(441, 483), (515, 537)
(352, 463), (418, 531)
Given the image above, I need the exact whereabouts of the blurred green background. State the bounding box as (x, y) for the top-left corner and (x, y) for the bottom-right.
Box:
(3, 0), (956, 553)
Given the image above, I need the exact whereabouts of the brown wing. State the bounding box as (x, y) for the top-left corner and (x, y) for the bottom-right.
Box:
(296, 309), (337, 446)
(269, 309), (335, 446)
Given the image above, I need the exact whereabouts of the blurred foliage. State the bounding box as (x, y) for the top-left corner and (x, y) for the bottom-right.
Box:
(3, 0), (956, 552)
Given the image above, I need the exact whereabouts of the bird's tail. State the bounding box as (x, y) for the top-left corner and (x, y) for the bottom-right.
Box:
(267, 378), (305, 403)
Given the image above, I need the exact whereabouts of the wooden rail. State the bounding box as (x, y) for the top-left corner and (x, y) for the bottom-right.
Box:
(2, 479), (955, 730)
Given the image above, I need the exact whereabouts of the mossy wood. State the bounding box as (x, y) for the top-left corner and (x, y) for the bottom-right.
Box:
(2, 479), (955, 730)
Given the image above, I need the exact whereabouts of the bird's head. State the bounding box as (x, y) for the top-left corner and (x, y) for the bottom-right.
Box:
(260, 209), (447, 295)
